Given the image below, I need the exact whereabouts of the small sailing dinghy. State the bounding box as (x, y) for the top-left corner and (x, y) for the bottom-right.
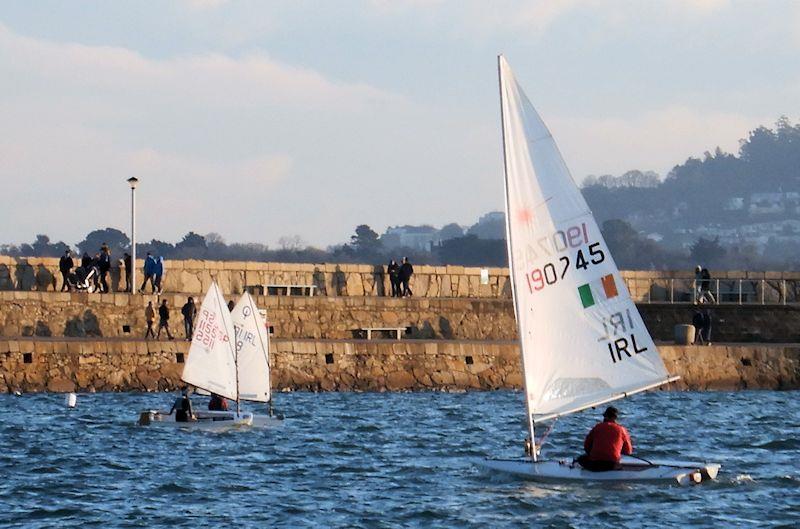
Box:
(138, 281), (253, 429)
(481, 56), (720, 485)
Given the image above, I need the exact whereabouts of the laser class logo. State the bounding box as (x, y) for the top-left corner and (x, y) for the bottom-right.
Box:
(577, 274), (618, 308)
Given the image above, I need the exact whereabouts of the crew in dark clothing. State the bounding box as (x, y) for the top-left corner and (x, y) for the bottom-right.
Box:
(170, 388), (195, 422)
(576, 406), (633, 472)
(181, 297), (196, 341)
(81, 252), (92, 270)
(208, 393), (229, 411)
(157, 299), (174, 340)
(59, 250), (74, 292)
(399, 257), (414, 297)
(98, 245), (111, 293)
(387, 260), (400, 297)
(123, 253), (132, 292)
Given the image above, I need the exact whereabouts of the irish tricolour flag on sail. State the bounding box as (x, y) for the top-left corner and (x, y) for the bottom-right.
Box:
(578, 274), (618, 308)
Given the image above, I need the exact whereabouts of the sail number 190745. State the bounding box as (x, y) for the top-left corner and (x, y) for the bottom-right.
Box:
(524, 243), (605, 293)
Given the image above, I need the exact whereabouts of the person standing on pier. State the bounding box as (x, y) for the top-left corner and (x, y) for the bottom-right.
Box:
(154, 256), (165, 295)
(387, 260), (400, 297)
(123, 252), (132, 292)
(98, 244), (111, 293)
(157, 299), (174, 340)
(59, 250), (74, 292)
(144, 301), (156, 339)
(399, 257), (414, 297)
(181, 297), (196, 341)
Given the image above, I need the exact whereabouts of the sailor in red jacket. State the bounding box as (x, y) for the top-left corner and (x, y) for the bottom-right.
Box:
(576, 406), (633, 471)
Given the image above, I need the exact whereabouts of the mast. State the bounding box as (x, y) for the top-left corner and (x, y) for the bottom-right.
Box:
(498, 54), (537, 461)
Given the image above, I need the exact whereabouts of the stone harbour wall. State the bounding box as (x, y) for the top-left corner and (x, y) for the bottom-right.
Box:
(0, 292), (516, 341)
(3, 292), (800, 343)
(1, 339), (798, 394)
(4, 255), (800, 302)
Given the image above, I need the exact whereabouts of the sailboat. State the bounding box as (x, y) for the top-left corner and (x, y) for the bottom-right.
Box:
(138, 282), (256, 429)
(481, 56), (720, 485)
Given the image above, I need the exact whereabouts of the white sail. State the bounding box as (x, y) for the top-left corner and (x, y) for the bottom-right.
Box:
(498, 56), (676, 424)
(231, 292), (271, 403)
(181, 281), (238, 401)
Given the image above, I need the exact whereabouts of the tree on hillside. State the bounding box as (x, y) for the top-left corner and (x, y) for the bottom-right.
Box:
(601, 219), (683, 270)
(77, 228), (129, 257)
(349, 225), (382, 255)
(689, 237), (726, 268)
(436, 235), (506, 266)
(174, 231), (207, 258)
(439, 223), (464, 241)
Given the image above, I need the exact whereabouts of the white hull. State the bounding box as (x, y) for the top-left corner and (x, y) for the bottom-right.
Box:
(480, 455), (720, 486)
(138, 409), (254, 430)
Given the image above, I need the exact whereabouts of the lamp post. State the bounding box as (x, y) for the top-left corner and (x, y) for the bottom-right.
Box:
(127, 177), (139, 293)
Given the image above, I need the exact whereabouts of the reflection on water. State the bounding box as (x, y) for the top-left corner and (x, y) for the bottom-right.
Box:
(1, 390), (798, 528)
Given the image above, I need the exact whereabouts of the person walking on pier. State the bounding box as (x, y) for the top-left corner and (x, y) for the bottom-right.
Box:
(399, 257), (414, 297)
(59, 250), (74, 292)
(181, 297), (196, 341)
(139, 253), (157, 293)
(144, 301), (156, 339)
(157, 299), (174, 340)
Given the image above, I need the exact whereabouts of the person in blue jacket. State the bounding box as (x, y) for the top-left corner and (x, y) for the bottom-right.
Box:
(154, 256), (165, 295)
(139, 252), (157, 293)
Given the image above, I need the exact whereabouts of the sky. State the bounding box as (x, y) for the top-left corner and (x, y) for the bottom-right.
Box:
(1, 0), (798, 248)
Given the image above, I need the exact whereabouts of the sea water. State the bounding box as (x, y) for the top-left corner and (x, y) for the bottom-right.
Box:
(1, 390), (798, 528)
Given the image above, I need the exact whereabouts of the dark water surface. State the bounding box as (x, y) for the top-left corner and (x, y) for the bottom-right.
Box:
(1, 390), (798, 528)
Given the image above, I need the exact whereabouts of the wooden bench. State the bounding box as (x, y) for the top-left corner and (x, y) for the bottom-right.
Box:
(245, 284), (317, 297)
(360, 327), (408, 340)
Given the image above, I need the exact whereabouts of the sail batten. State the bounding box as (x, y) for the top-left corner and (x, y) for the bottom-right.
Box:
(498, 56), (675, 422)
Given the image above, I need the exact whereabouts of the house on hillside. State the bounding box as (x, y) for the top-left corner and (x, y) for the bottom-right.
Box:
(380, 225), (441, 251)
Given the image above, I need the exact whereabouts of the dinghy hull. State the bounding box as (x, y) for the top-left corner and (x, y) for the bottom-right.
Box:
(138, 409), (253, 430)
(480, 456), (720, 486)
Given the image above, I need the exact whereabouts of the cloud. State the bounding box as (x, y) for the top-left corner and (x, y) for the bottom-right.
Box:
(180, 0), (231, 10)
(0, 23), (403, 245)
(552, 105), (767, 178)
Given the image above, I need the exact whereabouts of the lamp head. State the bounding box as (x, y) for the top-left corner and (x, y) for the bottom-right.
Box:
(127, 176), (139, 189)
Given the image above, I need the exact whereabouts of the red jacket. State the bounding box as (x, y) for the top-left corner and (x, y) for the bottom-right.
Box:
(584, 420), (633, 462)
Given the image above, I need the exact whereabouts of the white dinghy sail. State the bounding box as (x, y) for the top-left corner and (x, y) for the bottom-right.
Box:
(231, 292), (271, 403)
(181, 281), (239, 401)
(484, 55), (718, 484)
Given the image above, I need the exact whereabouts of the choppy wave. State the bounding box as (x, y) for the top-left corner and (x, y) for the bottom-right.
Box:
(1, 390), (799, 528)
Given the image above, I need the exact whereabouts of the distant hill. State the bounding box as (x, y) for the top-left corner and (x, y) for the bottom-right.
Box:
(581, 117), (800, 253)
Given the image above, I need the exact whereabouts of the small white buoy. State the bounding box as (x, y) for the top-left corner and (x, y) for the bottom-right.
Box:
(65, 392), (77, 408)
(13, 390), (22, 397)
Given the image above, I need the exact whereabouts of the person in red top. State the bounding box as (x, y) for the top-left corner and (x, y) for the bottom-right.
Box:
(576, 406), (633, 471)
